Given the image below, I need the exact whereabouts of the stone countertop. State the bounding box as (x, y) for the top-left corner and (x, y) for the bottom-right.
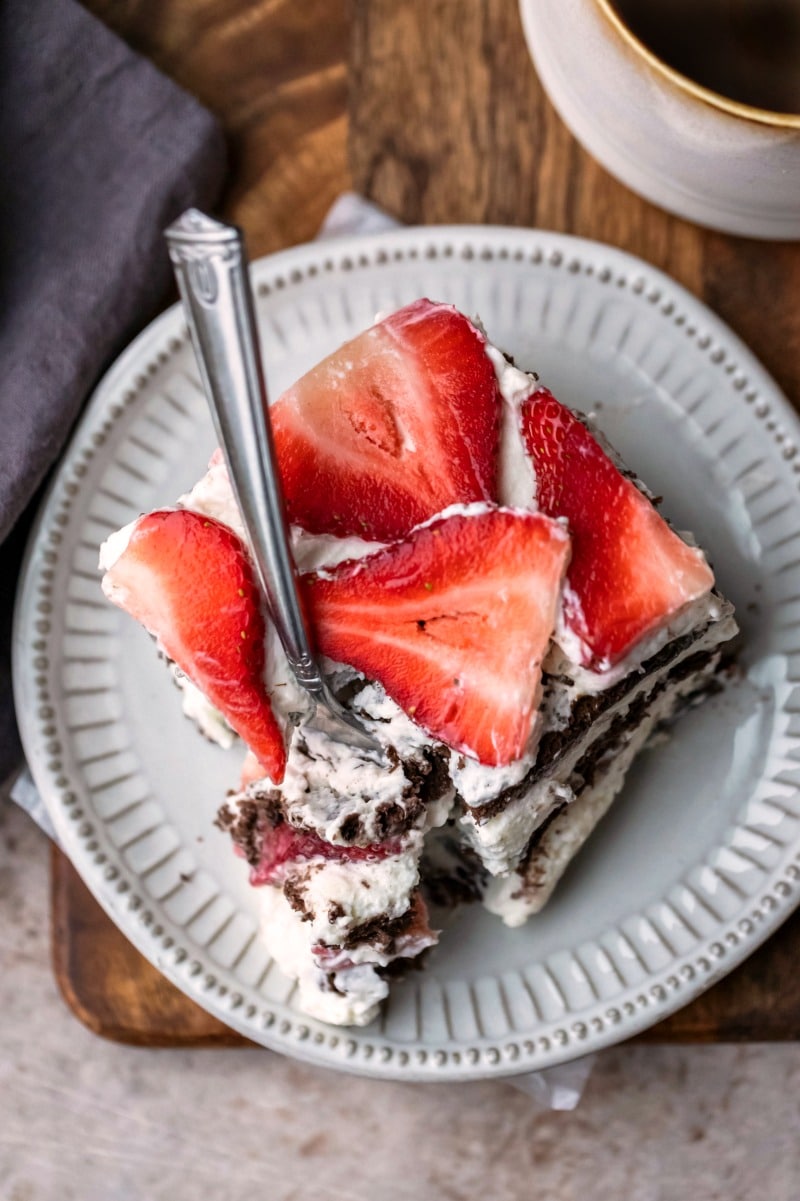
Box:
(3, 797), (800, 1201)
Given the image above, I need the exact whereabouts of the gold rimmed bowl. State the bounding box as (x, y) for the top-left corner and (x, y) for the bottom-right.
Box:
(520, 0), (800, 238)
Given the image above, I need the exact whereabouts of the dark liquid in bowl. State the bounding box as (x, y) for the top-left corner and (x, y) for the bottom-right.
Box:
(612, 0), (800, 114)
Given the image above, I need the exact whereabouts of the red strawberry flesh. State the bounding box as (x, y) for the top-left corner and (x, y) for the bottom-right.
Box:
(521, 388), (715, 670)
(250, 821), (404, 886)
(305, 506), (571, 766)
(102, 510), (287, 783)
(270, 299), (502, 541)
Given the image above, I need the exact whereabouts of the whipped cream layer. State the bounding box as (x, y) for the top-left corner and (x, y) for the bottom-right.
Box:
(459, 600), (737, 876)
(282, 841), (423, 946)
(483, 340), (539, 509)
(259, 886), (390, 1026)
(281, 726), (419, 831)
(223, 677), (453, 848)
(98, 518), (137, 576)
(550, 590), (727, 692)
(256, 845), (438, 1026)
(482, 638), (734, 926)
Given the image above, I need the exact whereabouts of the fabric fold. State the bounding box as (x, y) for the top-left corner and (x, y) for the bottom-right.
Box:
(0, 0), (227, 777)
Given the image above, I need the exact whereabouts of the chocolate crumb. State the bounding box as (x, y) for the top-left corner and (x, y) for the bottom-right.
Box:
(338, 905), (417, 952)
(338, 814), (363, 843)
(283, 878), (312, 921)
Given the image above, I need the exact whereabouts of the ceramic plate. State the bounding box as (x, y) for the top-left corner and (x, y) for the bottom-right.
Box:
(14, 227), (800, 1081)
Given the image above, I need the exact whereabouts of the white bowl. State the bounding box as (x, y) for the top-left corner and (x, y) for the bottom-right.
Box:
(519, 0), (800, 239)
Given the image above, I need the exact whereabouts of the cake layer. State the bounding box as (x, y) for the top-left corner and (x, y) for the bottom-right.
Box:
(217, 795), (433, 939)
(257, 873), (437, 1027)
(458, 601), (737, 876)
(483, 630), (734, 926)
(223, 735), (450, 851)
(258, 887), (391, 1026)
(217, 761), (447, 1029)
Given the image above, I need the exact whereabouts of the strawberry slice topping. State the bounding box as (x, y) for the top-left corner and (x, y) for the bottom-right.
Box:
(270, 299), (502, 541)
(305, 506), (570, 766)
(250, 822), (403, 886)
(521, 388), (715, 671)
(102, 510), (287, 783)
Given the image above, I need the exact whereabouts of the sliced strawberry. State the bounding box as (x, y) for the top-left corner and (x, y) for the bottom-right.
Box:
(102, 510), (287, 783)
(270, 299), (502, 541)
(305, 507), (570, 766)
(251, 822), (404, 886)
(521, 388), (715, 670)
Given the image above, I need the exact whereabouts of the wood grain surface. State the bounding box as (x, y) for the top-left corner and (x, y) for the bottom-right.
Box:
(87, 0), (351, 257)
(55, 0), (800, 1046)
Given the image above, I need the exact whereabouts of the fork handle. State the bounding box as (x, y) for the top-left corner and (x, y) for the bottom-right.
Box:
(164, 209), (324, 696)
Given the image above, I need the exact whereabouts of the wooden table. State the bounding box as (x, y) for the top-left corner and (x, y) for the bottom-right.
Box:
(65, 0), (800, 1045)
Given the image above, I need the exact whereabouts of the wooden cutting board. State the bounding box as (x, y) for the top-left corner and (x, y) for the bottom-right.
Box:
(51, 845), (800, 1043)
(59, 0), (800, 1045)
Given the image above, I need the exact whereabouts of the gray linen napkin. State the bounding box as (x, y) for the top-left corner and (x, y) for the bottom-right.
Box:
(0, 0), (227, 781)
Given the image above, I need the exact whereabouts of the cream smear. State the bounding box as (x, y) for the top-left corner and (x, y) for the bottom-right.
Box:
(258, 887), (389, 1026)
(482, 340), (539, 510)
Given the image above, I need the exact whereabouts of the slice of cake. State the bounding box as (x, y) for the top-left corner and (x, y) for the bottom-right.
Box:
(100, 298), (737, 1025)
(100, 300), (528, 1025)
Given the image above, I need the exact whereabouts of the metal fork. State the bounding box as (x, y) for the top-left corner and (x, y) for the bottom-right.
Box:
(164, 208), (385, 763)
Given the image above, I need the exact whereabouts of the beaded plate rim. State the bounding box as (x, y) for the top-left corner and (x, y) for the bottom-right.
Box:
(14, 224), (800, 1081)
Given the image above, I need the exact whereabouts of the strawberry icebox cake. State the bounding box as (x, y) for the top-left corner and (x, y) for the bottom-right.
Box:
(99, 299), (738, 1027)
